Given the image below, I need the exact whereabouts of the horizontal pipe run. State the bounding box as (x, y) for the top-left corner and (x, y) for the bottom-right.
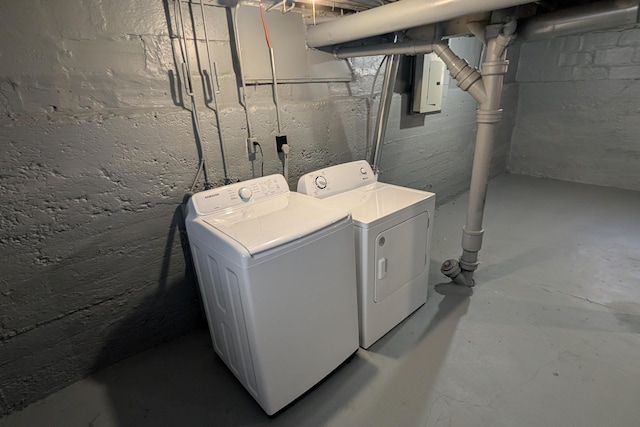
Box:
(335, 41), (487, 104)
(520, 0), (640, 41)
(334, 41), (436, 59)
(307, 0), (534, 48)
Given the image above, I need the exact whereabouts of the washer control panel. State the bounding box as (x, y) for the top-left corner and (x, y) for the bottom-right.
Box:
(190, 174), (288, 215)
(297, 160), (376, 199)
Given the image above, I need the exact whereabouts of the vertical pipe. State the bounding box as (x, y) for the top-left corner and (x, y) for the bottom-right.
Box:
(439, 28), (514, 287)
(231, 4), (255, 143)
(458, 33), (511, 284)
(370, 54), (400, 169)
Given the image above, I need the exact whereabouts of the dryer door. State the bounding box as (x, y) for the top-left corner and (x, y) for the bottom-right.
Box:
(374, 212), (428, 303)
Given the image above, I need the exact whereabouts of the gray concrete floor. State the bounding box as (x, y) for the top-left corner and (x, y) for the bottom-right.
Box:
(2, 174), (639, 427)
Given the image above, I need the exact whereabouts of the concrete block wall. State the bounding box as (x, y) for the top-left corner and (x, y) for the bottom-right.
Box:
(509, 25), (640, 191)
(0, 0), (515, 416)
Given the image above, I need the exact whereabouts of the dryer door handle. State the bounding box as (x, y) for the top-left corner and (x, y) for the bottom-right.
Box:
(377, 257), (387, 280)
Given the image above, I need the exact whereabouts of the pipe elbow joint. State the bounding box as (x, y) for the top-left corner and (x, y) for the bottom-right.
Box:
(432, 44), (486, 102)
(441, 259), (475, 287)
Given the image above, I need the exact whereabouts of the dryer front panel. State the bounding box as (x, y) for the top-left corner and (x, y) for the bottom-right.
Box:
(374, 212), (428, 303)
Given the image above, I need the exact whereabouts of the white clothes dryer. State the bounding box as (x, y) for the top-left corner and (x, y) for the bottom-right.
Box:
(298, 161), (435, 349)
(186, 174), (358, 415)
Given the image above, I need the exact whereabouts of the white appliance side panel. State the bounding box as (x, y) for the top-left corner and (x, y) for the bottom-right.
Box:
(240, 223), (359, 414)
(190, 245), (220, 351)
(224, 268), (259, 395)
(189, 238), (259, 400)
(374, 212), (429, 303)
(353, 226), (366, 335)
(357, 211), (432, 349)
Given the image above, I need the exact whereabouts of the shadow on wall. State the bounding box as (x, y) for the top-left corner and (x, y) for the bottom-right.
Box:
(90, 203), (204, 422)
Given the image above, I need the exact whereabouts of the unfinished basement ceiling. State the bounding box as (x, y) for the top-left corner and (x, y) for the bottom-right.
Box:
(289, 0), (638, 45)
(294, 0), (617, 14)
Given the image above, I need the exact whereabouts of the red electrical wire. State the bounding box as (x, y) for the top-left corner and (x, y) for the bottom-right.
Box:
(259, 1), (273, 49)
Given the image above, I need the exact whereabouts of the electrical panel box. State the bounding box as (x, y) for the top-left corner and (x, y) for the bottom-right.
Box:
(412, 54), (446, 114)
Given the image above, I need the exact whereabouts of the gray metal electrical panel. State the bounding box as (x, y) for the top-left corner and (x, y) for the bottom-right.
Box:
(412, 54), (446, 114)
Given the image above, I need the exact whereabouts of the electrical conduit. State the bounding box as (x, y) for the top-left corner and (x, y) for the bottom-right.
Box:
(370, 53), (400, 171)
(198, 0), (231, 185)
(259, 2), (290, 184)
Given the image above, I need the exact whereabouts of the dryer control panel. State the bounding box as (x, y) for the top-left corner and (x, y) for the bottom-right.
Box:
(189, 174), (289, 216)
(297, 160), (377, 199)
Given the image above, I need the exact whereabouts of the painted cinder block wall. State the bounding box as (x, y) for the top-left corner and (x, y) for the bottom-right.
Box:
(0, 0), (516, 415)
(509, 25), (640, 191)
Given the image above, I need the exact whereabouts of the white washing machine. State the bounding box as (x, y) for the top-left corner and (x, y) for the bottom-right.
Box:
(298, 161), (435, 349)
(185, 174), (359, 415)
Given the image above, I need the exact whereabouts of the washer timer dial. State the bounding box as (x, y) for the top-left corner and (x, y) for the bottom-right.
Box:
(238, 187), (253, 201)
(315, 176), (328, 189)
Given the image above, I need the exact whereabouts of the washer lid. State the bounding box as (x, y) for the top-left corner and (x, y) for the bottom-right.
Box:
(325, 182), (432, 228)
(201, 192), (349, 255)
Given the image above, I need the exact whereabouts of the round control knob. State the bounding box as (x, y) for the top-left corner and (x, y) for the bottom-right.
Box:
(360, 167), (367, 174)
(238, 187), (252, 201)
(315, 176), (327, 189)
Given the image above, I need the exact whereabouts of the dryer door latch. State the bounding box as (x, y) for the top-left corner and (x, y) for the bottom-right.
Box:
(377, 257), (387, 280)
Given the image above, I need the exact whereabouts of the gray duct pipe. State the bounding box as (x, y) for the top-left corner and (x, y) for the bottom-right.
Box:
(520, 0), (640, 41)
(306, 0), (533, 48)
(370, 54), (401, 169)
